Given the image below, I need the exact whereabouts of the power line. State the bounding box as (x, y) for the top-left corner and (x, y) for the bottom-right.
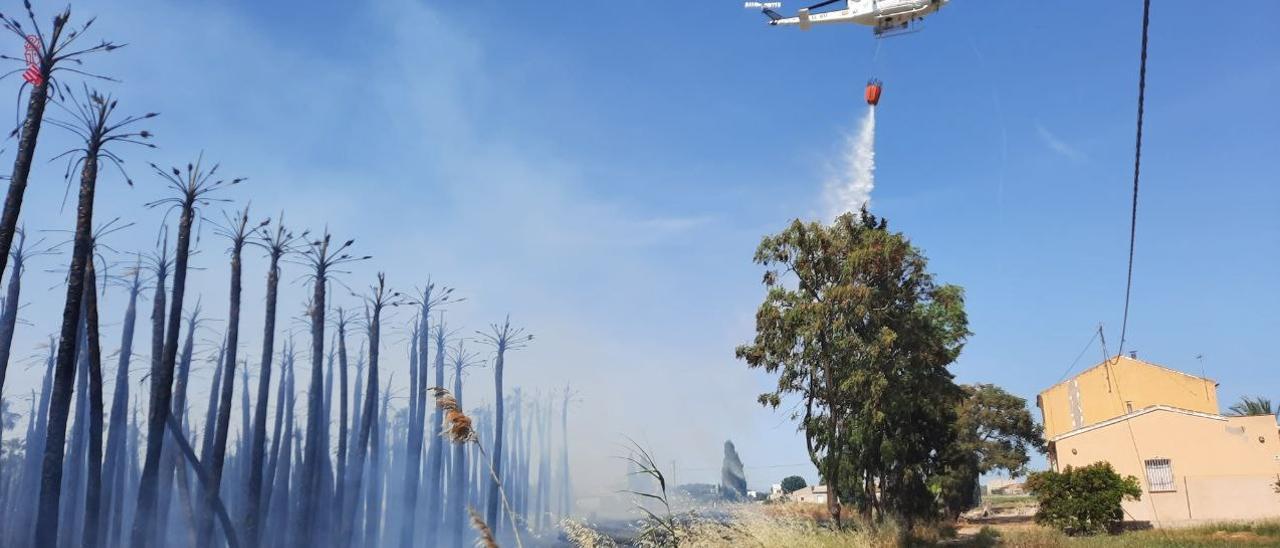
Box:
(1117, 0), (1152, 358)
(1055, 326), (1101, 384)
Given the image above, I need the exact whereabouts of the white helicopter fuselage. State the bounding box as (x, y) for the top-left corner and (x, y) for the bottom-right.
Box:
(772, 0), (948, 31)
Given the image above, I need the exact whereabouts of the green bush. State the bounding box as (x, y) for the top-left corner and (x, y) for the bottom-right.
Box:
(1025, 462), (1141, 535)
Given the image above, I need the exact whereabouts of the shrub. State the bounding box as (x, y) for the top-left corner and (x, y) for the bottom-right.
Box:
(1025, 462), (1141, 535)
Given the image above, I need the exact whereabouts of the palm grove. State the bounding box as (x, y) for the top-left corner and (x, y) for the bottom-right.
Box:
(737, 210), (1043, 526)
(0, 5), (576, 548)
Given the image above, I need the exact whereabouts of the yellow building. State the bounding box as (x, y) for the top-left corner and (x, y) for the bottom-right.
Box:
(1038, 355), (1280, 525)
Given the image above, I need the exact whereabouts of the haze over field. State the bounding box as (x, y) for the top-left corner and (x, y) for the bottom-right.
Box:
(0, 0), (1275, 522)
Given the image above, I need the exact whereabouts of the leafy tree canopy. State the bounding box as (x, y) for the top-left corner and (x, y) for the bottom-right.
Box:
(937, 383), (1045, 517)
(736, 209), (970, 524)
(780, 475), (807, 494)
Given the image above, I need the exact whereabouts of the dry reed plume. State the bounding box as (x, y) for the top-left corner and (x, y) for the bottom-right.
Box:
(430, 386), (476, 443)
(469, 507), (499, 548)
(434, 387), (522, 548)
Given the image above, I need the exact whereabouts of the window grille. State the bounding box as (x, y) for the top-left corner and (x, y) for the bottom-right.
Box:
(1144, 458), (1175, 492)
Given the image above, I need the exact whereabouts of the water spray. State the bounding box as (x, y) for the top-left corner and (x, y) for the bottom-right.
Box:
(824, 81), (880, 219)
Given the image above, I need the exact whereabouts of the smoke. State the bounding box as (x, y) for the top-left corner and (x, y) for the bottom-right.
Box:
(823, 106), (876, 219)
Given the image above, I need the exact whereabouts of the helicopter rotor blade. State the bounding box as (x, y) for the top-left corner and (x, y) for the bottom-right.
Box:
(805, 0), (842, 10)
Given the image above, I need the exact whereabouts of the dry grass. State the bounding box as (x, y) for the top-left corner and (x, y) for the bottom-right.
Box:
(665, 505), (904, 548)
(984, 520), (1280, 547)
(560, 519), (620, 548)
(759, 502), (837, 524)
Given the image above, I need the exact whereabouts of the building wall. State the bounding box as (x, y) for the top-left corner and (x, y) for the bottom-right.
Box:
(1051, 409), (1280, 524)
(1038, 356), (1219, 439)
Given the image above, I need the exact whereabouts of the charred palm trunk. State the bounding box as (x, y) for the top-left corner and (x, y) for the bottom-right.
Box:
(156, 305), (201, 547)
(333, 310), (351, 535)
(399, 317), (423, 548)
(343, 276), (387, 547)
(0, 230), (29, 397)
(201, 344), (227, 468)
(32, 138), (101, 546)
(245, 240), (284, 547)
(60, 321), (90, 548)
(84, 255), (106, 548)
(101, 263), (141, 547)
(559, 387), (572, 519)
(134, 159), (237, 547)
(421, 316), (447, 546)
(485, 349), (506, 530)
(9, 338), (53, 540)
(260, 343), (291, 547)
(0, 41), (54, 291)
(134, 197), (196, 546)
(446, 347), (470, 547)
(266, 356), (296, 548)
(198, 210), (250, 548)
(365, 389), (391, 548)
(297, 261), (328, 547)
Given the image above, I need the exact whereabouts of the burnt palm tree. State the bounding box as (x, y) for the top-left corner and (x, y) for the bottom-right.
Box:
(446, 339), (484, 547)
(477, 316), (533, 531)
(0, 5), (121, 289)
(133, 156), (240, 547)
(331, 306), (352, 532)
(32, 87), (152, 547)
(197, 206), (266, 548)
(405, 282), (455, 548)
(100, 255), (143, 547)
(82, 248), (106, 548)
(342, 273), (399, 546)
(0, 228), (52, 397)
(259, 339), (294, 547)
(294, 230), (365, 547)
(243, 214), (301, 548)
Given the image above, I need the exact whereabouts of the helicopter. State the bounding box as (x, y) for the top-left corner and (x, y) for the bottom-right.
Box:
(745, 0), (949, 37)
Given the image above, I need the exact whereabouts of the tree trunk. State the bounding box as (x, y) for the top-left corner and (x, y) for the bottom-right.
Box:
(399, 316), (424, 548)
(59, 314), (89, 547)
(163, 415), (241, 548)
(446, 354), (468, 547)
(559, 389), (572, 519)
(244, 252), (280, 548)
(198, 234), (245, 548)
(156, 306), (200, 546)
(200, 340), (227, 465)
(421, 317), (446, 546)
(296, 263), (327, 547)
(343, 304), (381, 547)
(133, 191), (198, 547)
(0, 233), (27, 398)
(260, 345), (291, 548)
(101, 265), (141, 547)
(84, 257), (106, 548)
(32, 146), (99, 546)
(485, 348), (505, 530)
(0, 77), (51, 303)
(334, 313), (350, 535)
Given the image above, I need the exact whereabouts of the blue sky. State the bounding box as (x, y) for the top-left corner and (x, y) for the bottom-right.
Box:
(1, 0), (1277, 492)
